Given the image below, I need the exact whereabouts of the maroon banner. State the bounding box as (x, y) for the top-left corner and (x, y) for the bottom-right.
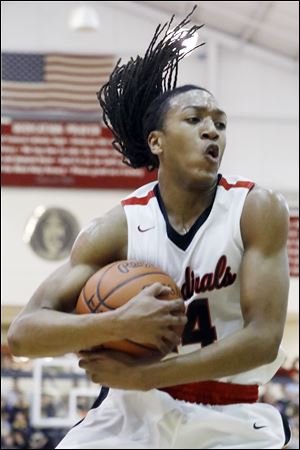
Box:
(1, 119), (157, 189)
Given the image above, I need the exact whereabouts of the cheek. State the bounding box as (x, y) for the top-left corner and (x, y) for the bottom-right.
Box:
(166, 131), (197, 155)
(161, 145), (184, 172)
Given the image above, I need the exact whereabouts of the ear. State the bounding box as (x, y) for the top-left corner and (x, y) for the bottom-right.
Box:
(147, 130), (164, 155)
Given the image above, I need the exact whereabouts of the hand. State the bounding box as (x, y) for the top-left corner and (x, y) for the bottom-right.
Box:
(78, 349), (153, 389)
(116, 282), (187, 354)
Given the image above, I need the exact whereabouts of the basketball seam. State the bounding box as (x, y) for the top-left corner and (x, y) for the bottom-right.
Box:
(98, 271), (171, 310)
(82, 285), (94, 311)
(81, 264), (176, 355)
(123, 339), (156, 351)
(95, 262), (120, 312)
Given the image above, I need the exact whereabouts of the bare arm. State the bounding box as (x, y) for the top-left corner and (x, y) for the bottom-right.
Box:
(144, 187), (290, 388)
(8, 205), (186, 358)
(7, 206), (127, 357)
(78, 187), (290, 389)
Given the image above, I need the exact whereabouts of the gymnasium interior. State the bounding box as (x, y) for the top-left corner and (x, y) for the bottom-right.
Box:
(1, 2), (299, 449)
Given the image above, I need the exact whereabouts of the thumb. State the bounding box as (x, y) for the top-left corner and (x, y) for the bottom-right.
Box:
(144, 282), (172, 297)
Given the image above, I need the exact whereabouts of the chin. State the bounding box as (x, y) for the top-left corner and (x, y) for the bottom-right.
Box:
(196, 166), (218, 182)
(203, 166), (218, 176)
(184, 170), (217, 191)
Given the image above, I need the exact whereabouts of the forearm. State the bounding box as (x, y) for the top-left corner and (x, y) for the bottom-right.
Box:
(7, 309), (119, 358)
(145, 325), (277, 389)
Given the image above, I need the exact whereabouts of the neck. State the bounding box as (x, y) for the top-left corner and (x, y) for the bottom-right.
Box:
(157, 171), (219, 234)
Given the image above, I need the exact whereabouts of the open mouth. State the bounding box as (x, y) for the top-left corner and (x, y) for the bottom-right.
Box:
(205, 144), (219, 159)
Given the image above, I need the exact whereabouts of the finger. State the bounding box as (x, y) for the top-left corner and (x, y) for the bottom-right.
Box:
(79, 350), (94, 357)
(169, 314), (188, 326)
(145, 282), (172, 297)
(158, 336), (179, 355)
(78, 359), (88, 368)
(98, 350), (132, 361)
(163, 330), (181, 346)
(79, 345), (104, 356)
(156, 339), (172, 355)
(79, 351), (102, 359)
(166, 299), (185, 312)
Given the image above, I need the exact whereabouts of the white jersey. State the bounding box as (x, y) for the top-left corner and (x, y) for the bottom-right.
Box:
(122, 174), (285, 386)
(56, 174), (290, 450)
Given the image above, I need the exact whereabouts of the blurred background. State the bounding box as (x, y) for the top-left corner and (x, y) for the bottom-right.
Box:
(1, 1), (299, 448)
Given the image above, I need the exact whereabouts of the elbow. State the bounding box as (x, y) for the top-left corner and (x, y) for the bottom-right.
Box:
(256, 333), (282, 365)
(263, 347), (278, 365)
(7, 321), (29, 357)
(264, 336), (281, 364)
(7, 326), (23, 357)
(246, 321), (283, 365)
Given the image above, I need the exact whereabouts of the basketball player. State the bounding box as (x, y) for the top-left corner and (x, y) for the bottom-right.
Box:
(8, 7), (291, 449)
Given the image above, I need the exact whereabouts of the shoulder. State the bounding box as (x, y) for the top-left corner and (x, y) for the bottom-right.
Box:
(71, 205), (127, 266)
(243, 185), (289, 215)
(241, 185), (289, 252)
(121, 181), (158, 205)
(218, 174), (255, 191)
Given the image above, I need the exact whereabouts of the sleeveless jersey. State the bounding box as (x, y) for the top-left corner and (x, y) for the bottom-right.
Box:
(121, 174), (285, 386)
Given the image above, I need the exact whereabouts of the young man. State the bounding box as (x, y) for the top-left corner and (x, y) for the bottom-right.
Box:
(8, 8), (290, 449)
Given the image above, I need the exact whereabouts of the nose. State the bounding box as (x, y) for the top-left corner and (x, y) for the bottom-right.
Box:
(200, 119), (219, 141)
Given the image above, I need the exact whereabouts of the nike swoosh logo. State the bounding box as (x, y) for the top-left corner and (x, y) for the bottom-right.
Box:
(137, 225), (155, 232)
(253, 423), (267, 430)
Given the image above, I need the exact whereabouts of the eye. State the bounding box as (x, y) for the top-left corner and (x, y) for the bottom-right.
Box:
(185, 117), (200, 124)
(215, 122), (226, 130)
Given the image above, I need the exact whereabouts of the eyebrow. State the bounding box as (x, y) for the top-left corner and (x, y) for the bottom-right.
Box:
(182, 105), (227, 117)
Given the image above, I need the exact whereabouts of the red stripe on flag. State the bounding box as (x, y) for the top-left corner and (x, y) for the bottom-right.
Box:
(1, 52), (115, 113)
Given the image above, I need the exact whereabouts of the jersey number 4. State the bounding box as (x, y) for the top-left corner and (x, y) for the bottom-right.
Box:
(181, 298), (217, 347)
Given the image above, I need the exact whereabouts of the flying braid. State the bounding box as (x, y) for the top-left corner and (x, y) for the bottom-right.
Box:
(97, 5), (205, 170)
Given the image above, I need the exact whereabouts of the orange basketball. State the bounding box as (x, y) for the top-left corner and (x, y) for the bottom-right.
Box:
(76, 260), (183, 357)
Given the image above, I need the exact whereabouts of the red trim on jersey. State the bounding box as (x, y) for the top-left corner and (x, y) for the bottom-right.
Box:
(219, 177), (255, 191)
(121, 190), (155, 206)
(160, 380), (259, 405)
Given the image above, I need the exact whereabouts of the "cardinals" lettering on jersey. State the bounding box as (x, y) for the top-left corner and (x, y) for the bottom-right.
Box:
(121, 174), (285, 386)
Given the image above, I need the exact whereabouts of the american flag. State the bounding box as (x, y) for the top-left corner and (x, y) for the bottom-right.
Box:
(1, 52), (115, 113)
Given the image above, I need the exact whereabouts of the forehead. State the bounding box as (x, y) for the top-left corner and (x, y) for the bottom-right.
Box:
(168, 89), (222, 114)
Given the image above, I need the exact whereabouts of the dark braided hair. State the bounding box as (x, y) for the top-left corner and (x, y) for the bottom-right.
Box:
(97, 6), (207, 171)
